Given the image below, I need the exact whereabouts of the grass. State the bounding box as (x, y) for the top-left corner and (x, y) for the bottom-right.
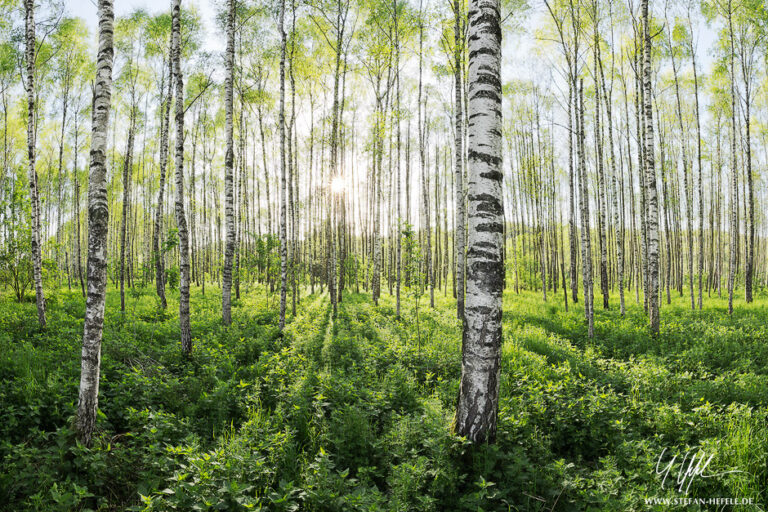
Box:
(0, 281), (766, 511)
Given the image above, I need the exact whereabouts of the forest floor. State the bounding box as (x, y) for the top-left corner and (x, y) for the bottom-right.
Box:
(1, 283), (767, 511)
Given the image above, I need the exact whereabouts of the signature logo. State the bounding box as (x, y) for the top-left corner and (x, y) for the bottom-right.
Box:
(656, 447), (743, 494)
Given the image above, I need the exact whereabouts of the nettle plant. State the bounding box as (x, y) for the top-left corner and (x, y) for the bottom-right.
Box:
(401, 222), (426, 348)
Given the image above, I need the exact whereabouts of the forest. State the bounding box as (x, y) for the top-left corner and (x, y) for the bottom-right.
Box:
(1, 0), (768, 508)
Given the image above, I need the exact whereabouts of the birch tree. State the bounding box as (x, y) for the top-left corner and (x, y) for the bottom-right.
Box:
(278, 0), (288, 329)
(222, 0), (236, 325)
(171, 0), (192, 354)
(24, 0), (46, 328)
(455, 0), (503, 443)
(453, 0), (466, 320)
(153, 33), (173, 310)
(76, 0), (114, 446)
(641, 0), (660, 334)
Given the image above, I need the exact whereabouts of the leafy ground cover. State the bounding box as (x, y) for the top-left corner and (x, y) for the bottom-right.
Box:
(1, 285), (766, 510)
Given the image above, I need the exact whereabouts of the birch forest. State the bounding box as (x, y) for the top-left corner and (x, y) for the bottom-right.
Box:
(2, 0), (768, 509)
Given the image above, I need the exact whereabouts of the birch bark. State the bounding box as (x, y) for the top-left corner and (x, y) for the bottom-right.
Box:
(455, 0), (503, 443)
(76, 0), (114, 446)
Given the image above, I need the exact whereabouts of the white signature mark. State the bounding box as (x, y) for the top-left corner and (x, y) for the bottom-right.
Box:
(656, 447), (743, 494)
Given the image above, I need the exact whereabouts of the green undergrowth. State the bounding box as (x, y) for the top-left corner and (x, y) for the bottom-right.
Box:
(0, 285), (766, 510)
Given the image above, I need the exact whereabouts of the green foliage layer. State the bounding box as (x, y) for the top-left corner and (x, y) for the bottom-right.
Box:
(1, 286), (767, 510)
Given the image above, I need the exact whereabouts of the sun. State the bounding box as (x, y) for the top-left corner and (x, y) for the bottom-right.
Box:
(330, 175), (347, 194)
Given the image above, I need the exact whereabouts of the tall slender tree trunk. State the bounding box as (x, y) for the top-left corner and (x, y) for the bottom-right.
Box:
(727, 0), (737, 315)
(453, 0), (466, 320)
(171, 0), (191, 354)
(578, 80), (594, 338)
(599, 51), (624, 316)
(688, 16), (704, 310)
(593, 14), (609, 310)
(120, 109), (136, 313)
(24, 0), (45, 328)
(222, 0), (236, 325)
(454, 0), (503, 444)
(74, 113), (85, 297)
(278, 0), (288, 327)
(742, 51), (754, 304)
(642, 0), (660, 334)
(568, 74), (578, 304)
(153, 47), (173, 310)
(666, 16), (694, 311)
(56, 64), (71, 284)
(76, 0), (113, 446)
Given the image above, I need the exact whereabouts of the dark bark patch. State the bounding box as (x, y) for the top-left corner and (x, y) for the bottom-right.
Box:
(479, 170), (503, 182)
(468, 149), (501, 166)
(475, 221), (503, 233)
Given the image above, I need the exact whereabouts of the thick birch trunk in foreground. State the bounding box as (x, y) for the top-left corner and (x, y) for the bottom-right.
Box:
(24, 0), (46, 328)
(222, 0), (236, 325)
(171, 0), (192, 354)
(454, 0), (503, 443)
(76, 0), (114, 446)
(642, 0), (660, 334)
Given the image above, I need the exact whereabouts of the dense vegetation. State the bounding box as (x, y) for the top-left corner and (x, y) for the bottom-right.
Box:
(2, 283), (767, 510)
(2, 0), (768, 507)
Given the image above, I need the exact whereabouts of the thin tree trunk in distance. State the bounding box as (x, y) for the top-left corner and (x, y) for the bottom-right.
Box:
(120, 109), (136, 313)
(153, 43), (173, 310)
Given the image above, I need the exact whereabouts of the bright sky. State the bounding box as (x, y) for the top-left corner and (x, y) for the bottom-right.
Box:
(70, 0), (225, 53)
(71, 0), (720, 88)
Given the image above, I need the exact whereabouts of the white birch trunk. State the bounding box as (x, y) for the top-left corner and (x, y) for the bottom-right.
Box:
(171, 0), (192, 354)
(222, 0), (236, 325)
(454, 0), (503, 443)
(278, 0), (288, 328)
(642, 0), (660, 334)
(76, 0), (114, 446)
(24, 0), (46, 328)
(454, 0), (466, 320)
